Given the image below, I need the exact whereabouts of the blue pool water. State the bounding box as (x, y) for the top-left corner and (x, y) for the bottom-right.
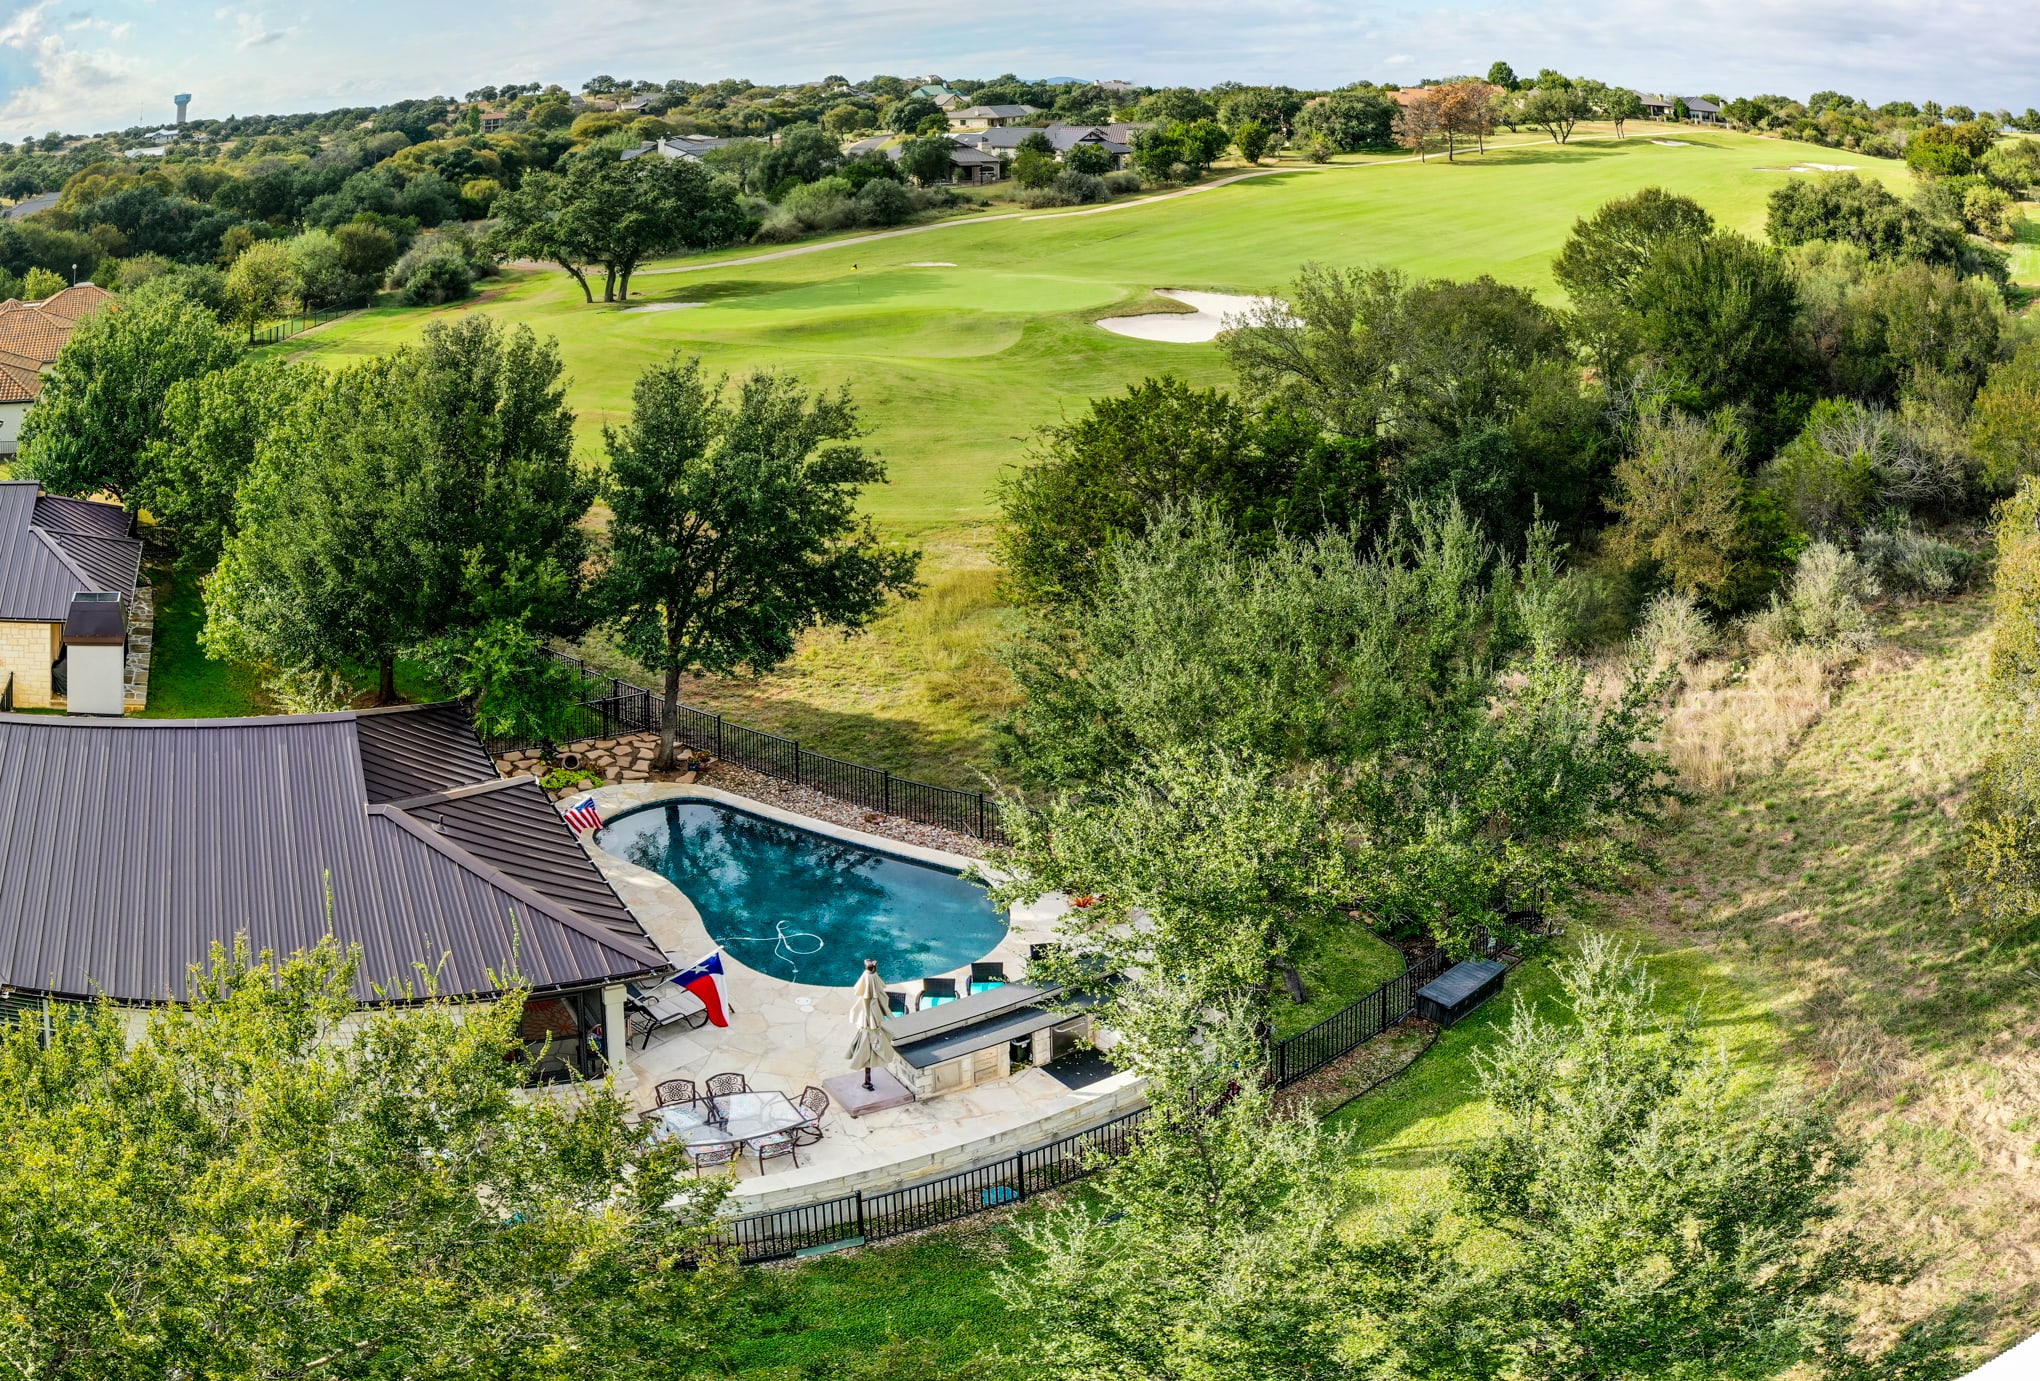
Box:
(598, 800), (1008, 988)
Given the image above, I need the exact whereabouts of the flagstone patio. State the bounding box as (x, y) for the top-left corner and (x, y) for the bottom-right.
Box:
(574, 782), (1142, 1212)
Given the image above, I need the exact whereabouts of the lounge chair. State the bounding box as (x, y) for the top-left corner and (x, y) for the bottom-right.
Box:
(969, 961), (1007, 994)
(625, 984), (710, 1049)
(792, 1085), (830, 1147)
(887, 989), (909, 1017)
(919, 977), (958, 1009)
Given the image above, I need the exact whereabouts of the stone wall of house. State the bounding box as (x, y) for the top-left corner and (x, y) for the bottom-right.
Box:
(0, 619), (58, 708)
(123, 582), (154, 711)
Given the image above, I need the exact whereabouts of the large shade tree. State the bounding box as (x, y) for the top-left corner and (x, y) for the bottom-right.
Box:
(592, 354), (921, 770)
(205, 317), (595, 707)
(17, 288), (242, 506)
(0, 938), (747, 1379)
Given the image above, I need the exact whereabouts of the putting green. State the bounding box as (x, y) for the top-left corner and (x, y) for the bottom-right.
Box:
(291, 128), (1912, 537)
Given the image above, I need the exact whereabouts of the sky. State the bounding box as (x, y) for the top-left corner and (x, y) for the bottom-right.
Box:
(1, 0), (2036, 138)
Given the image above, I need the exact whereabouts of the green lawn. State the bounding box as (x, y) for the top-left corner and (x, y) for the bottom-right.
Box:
(265, 128), (1917, 779)
(291, 128), (1909, 539)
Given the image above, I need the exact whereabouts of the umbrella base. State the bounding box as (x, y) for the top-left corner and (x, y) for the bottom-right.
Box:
(824, 1068), (916, 1117)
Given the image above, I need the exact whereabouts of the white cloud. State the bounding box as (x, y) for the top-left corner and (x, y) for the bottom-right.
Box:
(4, 0), (2040, 135)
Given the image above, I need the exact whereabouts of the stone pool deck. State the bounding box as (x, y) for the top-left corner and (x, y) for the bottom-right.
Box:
(571, 782), (1135, 1212)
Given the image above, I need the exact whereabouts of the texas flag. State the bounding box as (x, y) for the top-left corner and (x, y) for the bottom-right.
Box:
(673, 951), (731, 1028)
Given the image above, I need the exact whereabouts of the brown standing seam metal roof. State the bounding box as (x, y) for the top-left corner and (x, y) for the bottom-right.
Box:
(0, 704), (668, 1004)
(0, 483), (143, 622)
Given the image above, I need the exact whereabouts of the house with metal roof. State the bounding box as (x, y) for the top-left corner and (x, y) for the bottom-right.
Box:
(0, 482), (143, 712)
(945, 104), (1039, 130)
(0, 702), (671, 1079)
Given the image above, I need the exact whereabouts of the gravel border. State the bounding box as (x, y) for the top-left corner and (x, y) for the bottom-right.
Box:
(696, 760), (990, 859)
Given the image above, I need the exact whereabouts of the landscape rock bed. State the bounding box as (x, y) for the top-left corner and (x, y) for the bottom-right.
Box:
(493, 733), (986, 857)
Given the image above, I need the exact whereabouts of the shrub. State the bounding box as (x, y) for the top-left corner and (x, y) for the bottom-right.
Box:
(1743, 541), (1878, 654)
(1949, 718), (2040, 942)
(1963, 184), (2024, 241)
(853, 177), (914, 226)
(1103, 170), (1144, 196)
(1051, 171), (1111, 204)
(1990, 479), (2040, 686)
(1633, 590), (1717, 676)
(1857, 524), (1980, 597)
(392, 239), (475, 306)
(1973, 341), (2040, 489)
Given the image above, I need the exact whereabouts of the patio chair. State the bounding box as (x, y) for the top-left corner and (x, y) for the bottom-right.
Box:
(919, 977), (958, 1009)
(751, 1130), (800, 1172)
(655, 1078), (698, 1108)
(969, 961), (1007, 994)
(705, 1071), (749, 1125)
(792, 1085), (830, 1147)
(887, 989), (909, 1017)
(687, 1141), (741, 1177)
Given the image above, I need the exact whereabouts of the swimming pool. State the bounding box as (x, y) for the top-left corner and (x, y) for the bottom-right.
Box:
(598, 799), (1009, 988)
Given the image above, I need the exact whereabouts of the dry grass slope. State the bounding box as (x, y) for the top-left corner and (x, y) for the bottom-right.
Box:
(1614, 593), (2040, 1357)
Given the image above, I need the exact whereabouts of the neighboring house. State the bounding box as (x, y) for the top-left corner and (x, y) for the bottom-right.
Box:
(0, 702), (671, 1084)
(948, 122), (1140, 169)
(619, 134), (732, 162)
(0, 481), (143, 712)
(946, 146), (1003, 184)
(617, 96), (657, 113)
(0, 283), (116, 457)
(479, 108), (510, 133)
(1, 193), (57, 221)
(946, 104), (1039, 130)
(1097, 80), (1136, 98)
(1634, 92), (1721, 123)
(883, 140), (1003, 184)
(912, 84), (965, 110)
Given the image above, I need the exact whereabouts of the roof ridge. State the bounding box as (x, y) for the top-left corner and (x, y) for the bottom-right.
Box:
(28, 525), (96, 591)
(367, 803), (668, 972)
(382, 775), (535, 810)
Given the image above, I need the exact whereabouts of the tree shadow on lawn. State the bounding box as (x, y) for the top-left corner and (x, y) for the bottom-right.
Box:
(621, 277), (793, 306)
(1459, 142), (1626, 167)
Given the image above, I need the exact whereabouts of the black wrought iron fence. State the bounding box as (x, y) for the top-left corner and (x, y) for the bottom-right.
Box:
(247, 303), (361, 346)
(489, 650), (1007, 842)
(1267, 947), (1452, 1087)
(706, 1108), (1145, 1263)
(693, 950), (1450, 1263)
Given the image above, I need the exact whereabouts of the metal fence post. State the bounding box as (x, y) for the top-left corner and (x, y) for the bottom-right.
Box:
(854, 1190), (866, 1241)
(882, 769), (892, 815)
(1015, 1151), (1027, 1200)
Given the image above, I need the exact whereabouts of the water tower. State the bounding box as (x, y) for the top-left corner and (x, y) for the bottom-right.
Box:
(174, 94), (191, 124)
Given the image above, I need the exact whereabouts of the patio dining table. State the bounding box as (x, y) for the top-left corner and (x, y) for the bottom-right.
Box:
(654, 1090), (807, 1149)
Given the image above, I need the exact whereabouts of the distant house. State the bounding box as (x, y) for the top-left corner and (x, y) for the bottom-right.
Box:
(479, 108), (510, 134)
(0, 701), (670, 1081)
(0, 283), (114, 458)
(947, 122), (1144, 170)
(620, 134), (732, 162)
(1, 193), (57, 221)
(946, 104), (1039, 130)
(946, 146), (1003, 184)
(1635, 92), (1721, 124)
(0, 481), (143, 712)
(912, 84), (965, 110)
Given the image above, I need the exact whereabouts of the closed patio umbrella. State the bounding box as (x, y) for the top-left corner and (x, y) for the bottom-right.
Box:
(845, 959), (895, 1091)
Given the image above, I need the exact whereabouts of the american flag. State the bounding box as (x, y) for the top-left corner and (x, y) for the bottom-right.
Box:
(562, 796), (603, 834)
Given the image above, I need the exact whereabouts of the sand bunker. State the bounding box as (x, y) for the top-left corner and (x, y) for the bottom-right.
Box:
(1097, 289), (1282, 344)
(1652, 139), (1692, 146)
(622, 302), (705, 313)
(906, 261), (956, 267)
(1794, 162), (1857, 172)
